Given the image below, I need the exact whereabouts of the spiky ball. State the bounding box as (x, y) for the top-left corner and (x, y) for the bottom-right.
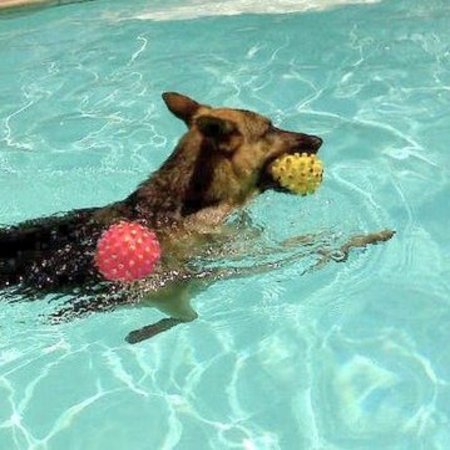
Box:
(95, 221), (161, 282)
(270, 152), (324, 195)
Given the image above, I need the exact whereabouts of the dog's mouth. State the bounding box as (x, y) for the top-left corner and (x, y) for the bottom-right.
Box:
(258, 133), (323, 192)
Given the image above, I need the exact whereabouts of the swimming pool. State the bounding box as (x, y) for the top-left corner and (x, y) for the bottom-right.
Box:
(1, 0), (449, 448)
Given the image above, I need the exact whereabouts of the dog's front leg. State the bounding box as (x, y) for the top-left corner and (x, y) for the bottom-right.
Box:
(125, 317), (188, 344)
(124, 280), (202, 344)
(312, 229), (395, 269)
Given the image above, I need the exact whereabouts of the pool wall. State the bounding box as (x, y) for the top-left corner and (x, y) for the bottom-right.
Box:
(0, 0), (91, 13)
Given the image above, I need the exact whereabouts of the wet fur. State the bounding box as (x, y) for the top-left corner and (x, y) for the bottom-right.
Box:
(0, 93), (394, 343)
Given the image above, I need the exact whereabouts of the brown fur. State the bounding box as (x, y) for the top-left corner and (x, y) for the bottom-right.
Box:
(0, 93), (394, 343)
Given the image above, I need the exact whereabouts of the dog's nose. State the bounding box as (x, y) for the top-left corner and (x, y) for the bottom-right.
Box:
(296, 134), (322, 153)
(309, 135), (323, 151)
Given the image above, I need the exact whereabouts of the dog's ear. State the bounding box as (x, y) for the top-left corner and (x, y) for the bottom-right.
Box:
(196, 115), (242, 153)
(162, 92), (201, 125)
(196, 115), (237, 139)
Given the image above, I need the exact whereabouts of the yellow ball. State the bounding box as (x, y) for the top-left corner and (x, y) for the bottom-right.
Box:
(270, 152), (324, 195)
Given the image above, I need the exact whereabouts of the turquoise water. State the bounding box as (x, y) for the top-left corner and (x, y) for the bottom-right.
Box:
(1, 0), (450, 448)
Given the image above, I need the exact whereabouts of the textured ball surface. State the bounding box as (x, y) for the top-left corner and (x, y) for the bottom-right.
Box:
(95, 221), (161, 282)
(270, 152), (324, 195)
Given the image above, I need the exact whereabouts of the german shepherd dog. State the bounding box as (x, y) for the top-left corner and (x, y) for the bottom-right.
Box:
(0, 93), (394, 343)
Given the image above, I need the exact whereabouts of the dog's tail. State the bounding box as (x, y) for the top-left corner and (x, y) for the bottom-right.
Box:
(0, 208), (99, 290)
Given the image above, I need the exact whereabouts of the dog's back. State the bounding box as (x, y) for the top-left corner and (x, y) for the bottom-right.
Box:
(0, 208), (102, 291)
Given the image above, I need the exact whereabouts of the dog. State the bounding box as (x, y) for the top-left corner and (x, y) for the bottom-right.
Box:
(0, 92), (394, 343)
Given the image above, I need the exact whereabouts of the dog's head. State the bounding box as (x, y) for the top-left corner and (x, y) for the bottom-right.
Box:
(162, 92), (323, 213)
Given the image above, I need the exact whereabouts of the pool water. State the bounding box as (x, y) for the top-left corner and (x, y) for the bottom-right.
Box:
(1, 0), (449, 448)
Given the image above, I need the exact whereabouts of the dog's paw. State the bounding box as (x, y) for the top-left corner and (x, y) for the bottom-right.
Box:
(125, 318), (185, 344)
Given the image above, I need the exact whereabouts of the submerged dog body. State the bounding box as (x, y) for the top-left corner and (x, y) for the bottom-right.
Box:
(0, 93), (393, 342)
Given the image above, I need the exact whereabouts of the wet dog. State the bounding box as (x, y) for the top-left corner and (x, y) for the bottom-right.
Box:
(0, 93), (394, 342)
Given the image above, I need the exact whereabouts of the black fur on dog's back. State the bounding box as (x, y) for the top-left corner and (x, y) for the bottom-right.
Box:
(0, 209), (102, 292)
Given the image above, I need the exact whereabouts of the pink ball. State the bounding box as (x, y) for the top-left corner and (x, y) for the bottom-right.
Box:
(95, 221), (161, 282)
